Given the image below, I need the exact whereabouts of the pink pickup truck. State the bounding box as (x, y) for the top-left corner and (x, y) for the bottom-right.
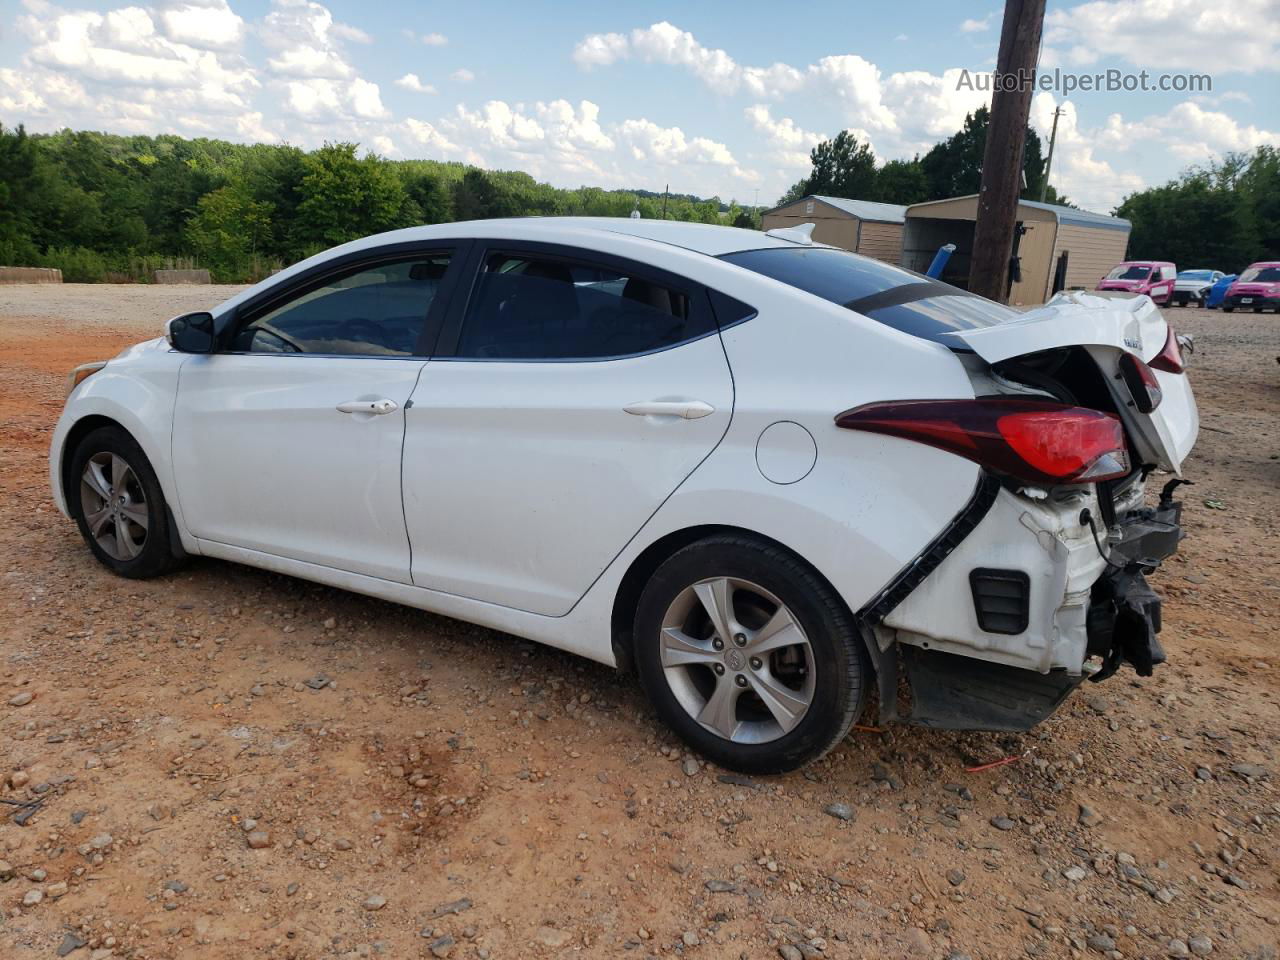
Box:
(1096, 261), (1177, 306)
(1222, 261), (1280, 313)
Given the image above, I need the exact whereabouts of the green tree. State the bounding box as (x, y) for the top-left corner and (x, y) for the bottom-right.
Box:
(0, 123), (40, 263)
(874, 158), (929, 204)
(294, 143), (417, 249)
(805, 131), (877, 199)
(775, 179), (809, 206)
(919, 106), (1047, 201)
(186, 185), (275, 282)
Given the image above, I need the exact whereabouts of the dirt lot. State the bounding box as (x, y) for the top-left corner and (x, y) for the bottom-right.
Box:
(1, 284), (1277, 960)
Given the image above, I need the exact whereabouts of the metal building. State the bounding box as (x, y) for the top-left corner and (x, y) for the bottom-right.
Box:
(901, 195), (1132, 305)
(760, 195), (907, 263)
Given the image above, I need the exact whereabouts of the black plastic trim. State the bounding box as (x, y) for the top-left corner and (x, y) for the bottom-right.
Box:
(857, 472), (1001, 626)
(968, 567), (1031, 635)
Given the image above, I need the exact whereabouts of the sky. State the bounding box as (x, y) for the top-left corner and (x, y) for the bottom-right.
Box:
(1, 0), (1278, 214)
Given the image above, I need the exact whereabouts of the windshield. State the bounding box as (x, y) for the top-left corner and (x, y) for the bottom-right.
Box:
(1240, 265), (1280, 283)
(1107, 264), (1151, 280)
(719, 246), (1016, 346)
(1178, 270), (1213, 281)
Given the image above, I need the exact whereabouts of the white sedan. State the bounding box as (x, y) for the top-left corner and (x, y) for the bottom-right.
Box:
(51, 218), (1198, 773)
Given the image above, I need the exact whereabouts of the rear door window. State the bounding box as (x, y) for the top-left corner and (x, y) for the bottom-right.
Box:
(720, 246), (1016, 345)
(454, 252), (714, 360)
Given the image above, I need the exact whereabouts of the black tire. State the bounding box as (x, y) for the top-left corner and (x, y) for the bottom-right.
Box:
(633, 535), (870, 774)
(1223, 306), (1234, 313)
(68, 425), (182, 579)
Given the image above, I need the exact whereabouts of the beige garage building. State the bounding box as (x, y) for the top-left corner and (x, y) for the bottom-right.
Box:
(760, 195), (907, 263)
(901, 196), (1131, 305)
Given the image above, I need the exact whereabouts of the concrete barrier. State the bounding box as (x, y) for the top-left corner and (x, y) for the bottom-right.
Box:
(153, 268), (212, 284)
(0, 267), (63, 284)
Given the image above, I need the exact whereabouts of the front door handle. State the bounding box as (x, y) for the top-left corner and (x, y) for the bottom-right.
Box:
(623, 400), (715, 420)
(336, 398), (398, 415)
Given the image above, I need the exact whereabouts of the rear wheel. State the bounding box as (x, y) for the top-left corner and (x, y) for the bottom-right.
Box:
(634, 536), (869, 773)
(69, 426), (182, 579)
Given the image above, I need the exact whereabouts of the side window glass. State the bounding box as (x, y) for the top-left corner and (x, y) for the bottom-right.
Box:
(455, 253), (709, 360)
(233, 255), (451, 356)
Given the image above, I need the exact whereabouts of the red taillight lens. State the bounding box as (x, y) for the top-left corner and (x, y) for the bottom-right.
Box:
(1148, 325), (1184, 374)
(1118, 353), (1163, 413)
(835, 398), (1130, 485)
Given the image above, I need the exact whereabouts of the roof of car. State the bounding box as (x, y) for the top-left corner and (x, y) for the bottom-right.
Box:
(212, 218), (803, 320)
(483, 216), (804, 256)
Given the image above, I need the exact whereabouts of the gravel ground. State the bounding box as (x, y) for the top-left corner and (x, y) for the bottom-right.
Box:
(1, 284), (1277, 960)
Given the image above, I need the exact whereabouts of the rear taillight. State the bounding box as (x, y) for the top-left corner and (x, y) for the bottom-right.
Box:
(1148, 325), (1185, 374)
(835, 398), (1130, 485)
(1119, 353), (1163, 413)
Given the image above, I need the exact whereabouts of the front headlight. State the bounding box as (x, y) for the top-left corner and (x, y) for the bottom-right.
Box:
(66, 361), (107, 398)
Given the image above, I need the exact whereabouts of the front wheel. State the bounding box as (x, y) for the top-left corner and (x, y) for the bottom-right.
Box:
(634, 536), (870, 773)
(1223, 306), (1234, 313)
(69, 425), (183, 579)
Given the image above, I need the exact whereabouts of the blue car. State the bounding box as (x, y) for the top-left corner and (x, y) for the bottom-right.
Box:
(1205, 274), (1237, 309)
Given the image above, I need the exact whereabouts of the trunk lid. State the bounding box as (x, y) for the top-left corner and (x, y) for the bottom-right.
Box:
(943, 291), (1199, 474)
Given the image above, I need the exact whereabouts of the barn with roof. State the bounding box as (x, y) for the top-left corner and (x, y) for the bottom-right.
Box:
(759, 195), (908, 264)
(901, 195), (1132, 305)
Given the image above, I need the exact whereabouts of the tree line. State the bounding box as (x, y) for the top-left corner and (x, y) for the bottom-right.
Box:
(0, 126), (751, 283)
(1, 111), (1276, 283)
(1116, 148), (1280, 272)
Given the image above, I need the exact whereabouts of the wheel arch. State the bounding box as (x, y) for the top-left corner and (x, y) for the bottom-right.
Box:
(609, 524), (859, 674)
(58, 414), (190, 560)
(59, 414), (127, 518)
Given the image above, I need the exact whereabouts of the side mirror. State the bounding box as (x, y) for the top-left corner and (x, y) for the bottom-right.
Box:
(166, 312), (215, 353)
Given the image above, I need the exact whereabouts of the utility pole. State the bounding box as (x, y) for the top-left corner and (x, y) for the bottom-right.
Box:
(969, 0), (1047, 302)
(1038, 105), (1063, 203)
(661, 183), (669, 220)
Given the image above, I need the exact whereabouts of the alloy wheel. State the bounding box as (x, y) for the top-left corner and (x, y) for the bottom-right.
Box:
(80, 451), (149, 561)
(659, 577), (815, 744)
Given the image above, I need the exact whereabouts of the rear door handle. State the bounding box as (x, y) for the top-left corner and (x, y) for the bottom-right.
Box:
(336, 398), (398, 415)
(623, 400), (715, 420)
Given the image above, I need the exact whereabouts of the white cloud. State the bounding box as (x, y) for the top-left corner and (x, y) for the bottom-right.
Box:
(616, 117), (754, 183)
(536, 99), (614, 152)
(1027, 95), (1278, 211)
(960, 15), (991, 32)
(402, 117), (460, 155)
(156, 1), (245, 50)
(1044, 0), (1280, 74)
(420, 32), (447, 46)
(451, 67), (474, 83)
(395, 73), (436, 94)
(453, 100), (545, 150)
(22, 2), (257, 112)
(571, 31), (627, 68)
(261, 0), (354, 80)
(330, 22), (372, 44)
(574, 22), (805, 99)
(744, 104), (824, 169)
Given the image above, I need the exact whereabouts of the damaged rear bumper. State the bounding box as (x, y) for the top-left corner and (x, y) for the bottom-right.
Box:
(863, 475), (1187, 732)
